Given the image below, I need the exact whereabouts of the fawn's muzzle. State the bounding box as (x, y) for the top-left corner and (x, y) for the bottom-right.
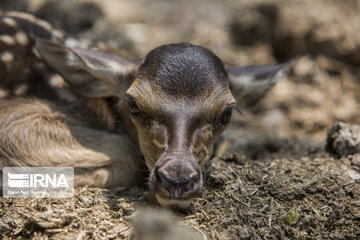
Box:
(150, 156), (203, 206)
(156, 168), (199, 198)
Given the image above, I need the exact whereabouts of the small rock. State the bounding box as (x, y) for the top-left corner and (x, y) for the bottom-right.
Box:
(351, 154), (360, 167)
(326, 122), (360, 156)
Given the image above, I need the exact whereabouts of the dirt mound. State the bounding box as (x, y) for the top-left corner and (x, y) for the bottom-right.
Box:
(327, 122), (360, 173)
(327, 122), (360, 156)
(199, 154), (360, 239)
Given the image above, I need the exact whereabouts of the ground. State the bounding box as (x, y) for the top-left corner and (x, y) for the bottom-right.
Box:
(1, 0), (360, 239)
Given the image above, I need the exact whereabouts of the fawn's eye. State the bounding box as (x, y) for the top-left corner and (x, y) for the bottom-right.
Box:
(128, 99), (140, 115)
(219, 107), (233, 126)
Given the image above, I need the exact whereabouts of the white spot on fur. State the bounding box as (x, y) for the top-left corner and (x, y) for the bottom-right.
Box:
(0, 35), (16, 45)
(15, 31), (29, 46)
(1, 51), (14, 62)
(49, 74), (66, 88)
(0, 88), (8, 98)
(52, 30), (64, 39)
(32, 47), (41, 58)
(65, 38), (79, 48)
(66, 52), (80, 67)
(4, 12), (36, 23)
(36, 19), (53, 32)
(2, 17), (17, 28)
(14, 84), (28, 96)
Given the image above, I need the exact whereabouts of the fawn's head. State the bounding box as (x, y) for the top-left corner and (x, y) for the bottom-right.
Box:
(126, 44), (235, 207)
(37, 39), (291, 208)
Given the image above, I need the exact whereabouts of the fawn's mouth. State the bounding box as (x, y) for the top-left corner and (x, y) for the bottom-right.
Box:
(155, 193), (194, 209)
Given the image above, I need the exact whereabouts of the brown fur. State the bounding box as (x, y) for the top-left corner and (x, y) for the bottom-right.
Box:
(0, 13), (140, 189)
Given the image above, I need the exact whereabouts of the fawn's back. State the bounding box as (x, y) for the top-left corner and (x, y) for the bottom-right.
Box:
(0, 12), (65, 98)
(0, 12), (122, 130)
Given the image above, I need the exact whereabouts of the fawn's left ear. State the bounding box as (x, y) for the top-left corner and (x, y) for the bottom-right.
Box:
(228, 60), (294, 107)
(36, 39), (139, 97)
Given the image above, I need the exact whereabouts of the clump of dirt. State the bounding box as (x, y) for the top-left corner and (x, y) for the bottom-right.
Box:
(327, 122), (360, 157)
(327, 122), (360, 173)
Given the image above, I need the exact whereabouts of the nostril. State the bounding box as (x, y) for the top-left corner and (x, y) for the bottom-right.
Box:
(158, 169), (177, 184)
(182, 173), (198, 188)
(158, 169), (198, 185)
(185, 173), (198, 190)
(155, 169), (201, 199)
(155, 168), (162, 182)
(185, 173), (198, 183)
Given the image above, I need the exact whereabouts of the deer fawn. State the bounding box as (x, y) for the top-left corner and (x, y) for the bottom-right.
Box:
(0, 12), (292, 208)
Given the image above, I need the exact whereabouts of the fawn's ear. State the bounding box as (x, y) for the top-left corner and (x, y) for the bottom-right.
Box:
(36, 39), (139, 97)
(228, 60), (294, 107)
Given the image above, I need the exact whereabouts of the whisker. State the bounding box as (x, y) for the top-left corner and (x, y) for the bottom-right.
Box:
(114, 97), (128, 109)
(232, 106), (243, 116)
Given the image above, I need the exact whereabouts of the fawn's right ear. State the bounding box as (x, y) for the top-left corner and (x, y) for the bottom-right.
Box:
(36, 39), (139, 97)
(228, 60), (294, 107)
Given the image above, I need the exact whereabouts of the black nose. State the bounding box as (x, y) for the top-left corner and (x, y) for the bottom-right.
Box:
(156, 169), (199, 198)
(158, 169), (197, 185)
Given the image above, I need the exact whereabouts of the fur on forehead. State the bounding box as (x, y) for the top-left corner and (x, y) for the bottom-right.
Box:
(137, 43), (229, 99)
(128, 78), (233, 115)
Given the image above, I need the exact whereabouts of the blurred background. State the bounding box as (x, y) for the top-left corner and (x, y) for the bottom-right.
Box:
(2, 0), (360, 140)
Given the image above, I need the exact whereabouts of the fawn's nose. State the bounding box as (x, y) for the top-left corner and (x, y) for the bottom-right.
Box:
(156, 168), (200, 199)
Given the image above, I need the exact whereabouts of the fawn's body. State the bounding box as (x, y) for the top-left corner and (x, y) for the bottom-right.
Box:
(0, 12), (291, 208)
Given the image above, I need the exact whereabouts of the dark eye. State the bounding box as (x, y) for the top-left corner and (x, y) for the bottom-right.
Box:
(128, 99), (140, 115)
(219, 107), (232, 126)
